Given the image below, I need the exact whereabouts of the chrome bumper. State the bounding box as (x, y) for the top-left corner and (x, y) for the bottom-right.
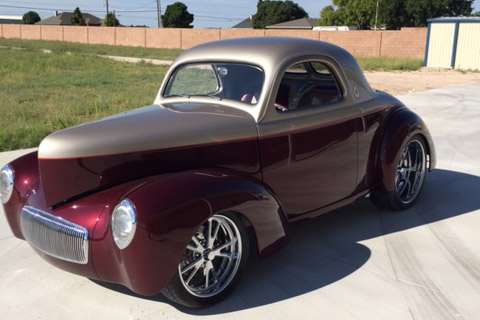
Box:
(20, 206), (89, 264)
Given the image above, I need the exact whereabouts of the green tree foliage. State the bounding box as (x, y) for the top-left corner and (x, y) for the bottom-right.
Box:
(22, 11), (41, 24)
(320, 0), (474, 30)
(71, 7), (86, 26)
(319, 0), (376, 29)
(253, 0), (308, 29)
(104, 12), (120, 26)
(161, 2), (194, 28)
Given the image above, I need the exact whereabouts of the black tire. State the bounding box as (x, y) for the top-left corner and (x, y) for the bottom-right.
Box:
(162, 212), (249, 308)
(371, 136), (427, 211)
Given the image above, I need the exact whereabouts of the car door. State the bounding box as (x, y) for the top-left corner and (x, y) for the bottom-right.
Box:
(257, 58), (360, 219)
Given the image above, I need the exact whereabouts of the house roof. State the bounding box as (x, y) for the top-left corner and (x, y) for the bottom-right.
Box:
(36, 12), (102, 26)
(231, 17), (253, 29)
(266, 17), (319, 29)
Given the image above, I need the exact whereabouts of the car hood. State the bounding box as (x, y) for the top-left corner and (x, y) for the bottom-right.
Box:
(38, 103), (258, 207)
(39, 104), (256, 159)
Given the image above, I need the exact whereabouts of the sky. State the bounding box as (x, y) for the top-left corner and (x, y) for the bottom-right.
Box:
(0, 0), (479, 29)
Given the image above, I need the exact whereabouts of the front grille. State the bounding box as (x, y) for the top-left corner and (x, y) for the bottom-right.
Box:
(20, 206), (89, 264)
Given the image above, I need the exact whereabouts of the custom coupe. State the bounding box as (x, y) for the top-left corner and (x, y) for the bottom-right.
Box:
(1, 37), (435, 308)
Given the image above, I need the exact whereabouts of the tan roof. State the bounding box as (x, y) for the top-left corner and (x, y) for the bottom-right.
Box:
(36, 12), (102, 26)
(266, 17), (319, 29)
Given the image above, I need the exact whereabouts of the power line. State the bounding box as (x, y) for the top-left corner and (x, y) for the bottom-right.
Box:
(0, 4), (246, 20)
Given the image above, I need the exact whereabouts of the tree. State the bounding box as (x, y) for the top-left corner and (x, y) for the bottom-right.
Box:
(319, 5), (338, 26)
(319, 0), (377, 29)
(253, 0), (308, 29)
(104, 12), (120, 26)
(22, 11), (41, 24)
(71, 7), (86, 26)
(320, 0), (474, 30)
(162, 2), (194, 28)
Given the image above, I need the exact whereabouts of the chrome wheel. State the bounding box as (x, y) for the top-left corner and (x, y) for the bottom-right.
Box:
(178, 215), (242, 298)
(395, 139), (426, 204)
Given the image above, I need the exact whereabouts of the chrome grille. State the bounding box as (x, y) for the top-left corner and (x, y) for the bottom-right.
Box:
(20, 206), (89, 264)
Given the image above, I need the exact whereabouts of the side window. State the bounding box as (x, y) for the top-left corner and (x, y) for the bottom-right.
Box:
(274, 61), (342, 112)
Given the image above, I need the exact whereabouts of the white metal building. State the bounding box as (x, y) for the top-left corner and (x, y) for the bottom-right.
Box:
(424, 17), (480, 70)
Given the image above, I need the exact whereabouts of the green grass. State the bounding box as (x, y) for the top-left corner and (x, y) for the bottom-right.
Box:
(357, 57), (423, 71)
(0, 46), (168, 151)
(0, 38), (183, 61)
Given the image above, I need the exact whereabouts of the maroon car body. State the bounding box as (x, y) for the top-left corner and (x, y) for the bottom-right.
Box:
(1, 37), (435, 305)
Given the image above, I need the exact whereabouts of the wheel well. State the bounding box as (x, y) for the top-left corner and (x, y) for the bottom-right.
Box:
(416, 134), (432, 171)
(227, 211), (259, 257)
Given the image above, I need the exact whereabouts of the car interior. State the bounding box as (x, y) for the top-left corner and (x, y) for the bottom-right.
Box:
(275, 61), (342, 112)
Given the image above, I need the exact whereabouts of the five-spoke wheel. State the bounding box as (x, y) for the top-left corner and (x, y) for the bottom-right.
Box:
(162, 212), (249, 308)
(371, 136), (427, 210)
(395, 139), (426, 205)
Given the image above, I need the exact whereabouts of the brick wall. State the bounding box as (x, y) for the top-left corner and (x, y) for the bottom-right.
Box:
(0, 25), (427, 59)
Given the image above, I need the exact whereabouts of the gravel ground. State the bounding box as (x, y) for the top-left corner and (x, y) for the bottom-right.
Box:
(365, 68), (480, 95)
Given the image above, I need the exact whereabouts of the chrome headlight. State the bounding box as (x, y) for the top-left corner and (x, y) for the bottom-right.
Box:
(111, 199), (137, 250)
(0, 164), (14, 204)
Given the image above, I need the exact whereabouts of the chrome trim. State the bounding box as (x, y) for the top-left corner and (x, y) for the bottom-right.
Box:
(0, 164), (14, 204)
(20, 206), (89, 264)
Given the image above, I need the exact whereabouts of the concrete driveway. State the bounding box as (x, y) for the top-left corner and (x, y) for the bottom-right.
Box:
(1, 83), (479, 320)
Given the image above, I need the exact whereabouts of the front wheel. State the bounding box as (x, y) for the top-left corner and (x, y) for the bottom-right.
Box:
(162, 212), (249, 308)
(371, 137), (427, 210)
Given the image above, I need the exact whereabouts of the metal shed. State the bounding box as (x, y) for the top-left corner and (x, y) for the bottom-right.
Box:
(424, 17), (480, 70)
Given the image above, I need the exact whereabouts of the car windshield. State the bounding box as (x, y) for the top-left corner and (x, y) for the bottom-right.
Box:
(164, 63), (264, 105)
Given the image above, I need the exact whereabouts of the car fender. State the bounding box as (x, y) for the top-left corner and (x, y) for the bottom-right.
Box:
(377, 108), (436, 193)
(92, 168), (288, 295)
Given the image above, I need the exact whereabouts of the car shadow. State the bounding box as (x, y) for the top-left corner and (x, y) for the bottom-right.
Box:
(91, 169), (480, 314)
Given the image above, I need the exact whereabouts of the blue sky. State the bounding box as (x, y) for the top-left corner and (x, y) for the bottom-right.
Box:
(0, 0), (479, 28)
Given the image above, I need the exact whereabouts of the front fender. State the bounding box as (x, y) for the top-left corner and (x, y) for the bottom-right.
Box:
(377, 108), (436, 193)
(92, 168), (288, 295)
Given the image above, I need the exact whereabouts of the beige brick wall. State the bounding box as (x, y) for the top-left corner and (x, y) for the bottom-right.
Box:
(20, 25), (41, 40)
(0, 25), (427, 60)
(40, 26), (63, 41)
(2, 25), (21, 39)
(63, 26), (88, 43)
(320, 31), (382, 57)
(88, 27), (115, 45)
(220, 29), (265, 40)
(380, 28), (427, 59)
(265, 29), (320, 40)
(181, 29), (220, 49)
(146, 28), (181, 48)
(116, 27), (146, 47)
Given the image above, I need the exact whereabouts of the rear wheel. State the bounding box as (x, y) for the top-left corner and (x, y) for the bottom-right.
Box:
(371, 137), (427, 210)
(162, 212), (249, 308)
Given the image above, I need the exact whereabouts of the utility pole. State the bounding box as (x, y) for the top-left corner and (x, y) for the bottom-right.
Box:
(104, 0), (109, 15)
(157, 0), (163, 28)
(374, 0), (379, 30)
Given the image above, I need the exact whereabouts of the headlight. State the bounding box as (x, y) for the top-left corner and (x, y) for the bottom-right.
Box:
(0, 164), (14, 204)
(111, 199), (137, 250)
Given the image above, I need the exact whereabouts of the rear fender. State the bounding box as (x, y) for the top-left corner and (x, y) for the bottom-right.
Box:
(377, 109), (436, 193)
